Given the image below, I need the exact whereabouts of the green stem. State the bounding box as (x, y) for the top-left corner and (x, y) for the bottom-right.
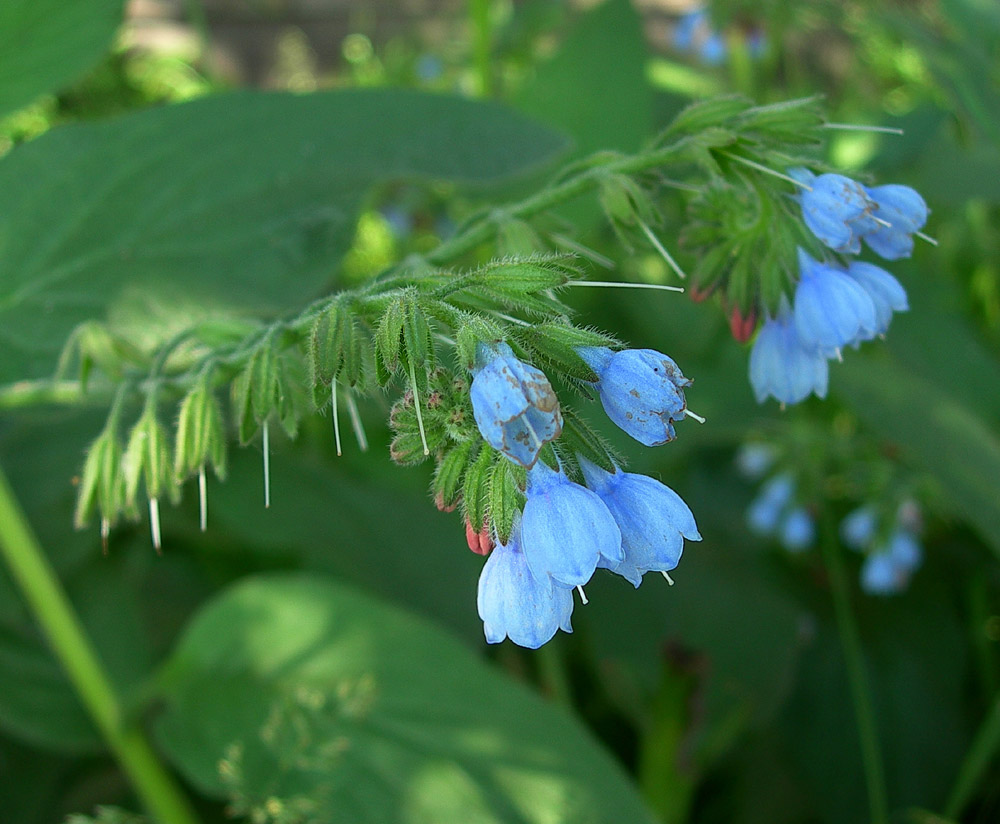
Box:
(820, 508), (889, 824)
(0, 462), (199, 824)
(470, 0), (493, 97)
(944, 694), (1000, 819)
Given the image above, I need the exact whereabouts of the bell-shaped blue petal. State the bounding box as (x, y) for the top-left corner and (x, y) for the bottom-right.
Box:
(577, 346), (692, 446)
(887, 529), (922, 573)
(579, 457), (701, 588)
(860, 550), (901, 595)
(779, 507), (815, 552)
(521, 461), (622, 588)
(746, 471), (795, 535)
(861, 184), (929, 260)
(749, 306), (829, 404)
(469, 342), (562, 468)
(796, 173), (878, 254)
(735, 442), (776, 479)
(794, 249), (878, 354)
(673, 9), (705, 50)
(840, 505), (878, 551)
(477, 515), (574, 648)
(845, 262), (908, 336)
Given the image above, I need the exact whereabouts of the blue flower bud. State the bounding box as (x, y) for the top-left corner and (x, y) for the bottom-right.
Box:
(779, 507), (815, 552)
(577, 347), (692, 446)
(794, 172), (878, 254)
(469, 342), (562, 468)
(521, 461), (622, 588)
(578, 457), (701, 587)
(735, 442), (776, 479)
(840, 505), (878, 551)
(845, 261), (908, 336)
(887, 529), (922, 573)
(477, 514), (574, 648)
(794, 249), (877, 355)
(860, 550), (900, 595)
(746, 472), (795, 535)
(861, 184), (929, 260)
(748, 306), (829, 405)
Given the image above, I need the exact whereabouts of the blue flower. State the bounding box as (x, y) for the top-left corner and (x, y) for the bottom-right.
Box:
(578, 457), (701, 587)
(469, 342), (562, 468)
(673, 9), (706, 51)
(845, 261), (908, 336)
(521, 460), (622, 588)
(748, 304), (829, 405)
(746, 472), (795, 534)
(840, 505), (878, 551)
(477, 514), (574, 648)
(735, 442), (776, 479)
(577, 347), (692, 446)
(860, 529), (923, 596)
(789, 169), (878, 255)
(794, 249), (877, 355)
(779, 507), (815, 552)
(861, 184), (929, 260)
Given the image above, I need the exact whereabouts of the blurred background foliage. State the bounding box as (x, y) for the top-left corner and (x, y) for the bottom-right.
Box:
(1, 1), (999, 823)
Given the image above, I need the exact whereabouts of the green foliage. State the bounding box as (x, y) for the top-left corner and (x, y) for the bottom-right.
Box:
(153, 574), (658, 824)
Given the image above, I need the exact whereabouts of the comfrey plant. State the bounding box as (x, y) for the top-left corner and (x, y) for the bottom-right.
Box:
(63, 96), (913, 647)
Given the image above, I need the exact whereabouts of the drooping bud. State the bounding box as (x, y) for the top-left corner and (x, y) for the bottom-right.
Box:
(465, 516), (493, 556)
(729, 303), (758, 343)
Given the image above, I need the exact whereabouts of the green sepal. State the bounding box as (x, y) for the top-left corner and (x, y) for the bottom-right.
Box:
(517, 321), (621, 381)
(496, 219), (543, 257)
(432, 439), (475, 512)
(308, 299), (350, 390)
(463, 442), (495, 532)
(660, 94), (752, 140)
(74, 426), (126, 530)
(598, 173), (657, 228)
(400, 290), (433, 373)
(488, 457), (523, 546)
(737, 97), (825, 147)
(454, 315), (506, 371)
(123, 398), (176, 507)
(375, 294), (406, 382)
(174, 375), (228, 482)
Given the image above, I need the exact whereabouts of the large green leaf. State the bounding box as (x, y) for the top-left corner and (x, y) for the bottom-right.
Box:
(0, 89), (567, 384)
(0, 0), (124, 120)
(836, 356), (1000, 558)
(153, 574), (656, 824)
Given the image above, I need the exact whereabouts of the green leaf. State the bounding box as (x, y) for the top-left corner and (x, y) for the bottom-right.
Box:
(0, 0), (124, 120)
(0, 89), (567, 384)
(836, 357), (1000, 558)
(153, 574), (657, 824)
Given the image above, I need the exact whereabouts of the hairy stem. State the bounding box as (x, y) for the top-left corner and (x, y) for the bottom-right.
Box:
(0, 462), (198, 824)
(945, 694), (1000, 819)
(820, 508), (889, 824)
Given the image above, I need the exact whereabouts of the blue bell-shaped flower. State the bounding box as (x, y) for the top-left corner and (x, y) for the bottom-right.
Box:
(861, 184), (929, 260)
(840, 505), (878, 551)
(845, 261), (908, 337)
(577, 346), (692, 446)
(521, 460), (622, 588)
(790, 169), (878, 254)
(579, 457), (701, 587)
(748, 303), (829, 405)
(477, 513), (574, 648)
(469, 342), (562, 468)
(794, 249), (878, 355)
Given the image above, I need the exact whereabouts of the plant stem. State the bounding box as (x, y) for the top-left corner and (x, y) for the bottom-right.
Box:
(0, 462), (199, 824)
(820, 508), (889, 824)
(469, 0), (493, 97)
(944, 694), (1000, 819)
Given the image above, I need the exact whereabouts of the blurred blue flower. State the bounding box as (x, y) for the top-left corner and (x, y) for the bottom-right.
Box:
(840, 505), (878, 551)
(521, 461), (622, 589)
(789, 169), (878, 254)
(469, 342), (562, 468)
(673, 9), (706, 51)
(579, 457), (701, 587)
(861, 184), (929, 260)
(860, 528), (923, 596)
(747, 472), (795, 535)
(735, 442), (776, 479)
(699, 32), (728, 65)
(780, 507), (815, 552)
(845, 261), (908, 336)
(794, 249), (877, 355)
(749, 303), (829, 405)
(477, 514), (574, 648)
(577, 346), (692, 446)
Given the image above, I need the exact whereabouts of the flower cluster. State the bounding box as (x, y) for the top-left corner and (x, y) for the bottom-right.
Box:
(469, 343), (701, 648)
(672, 9), (766, 66)
(745, 470), (815, 552)
(749, 169), (926, 406)
(841, 503), (924, 595)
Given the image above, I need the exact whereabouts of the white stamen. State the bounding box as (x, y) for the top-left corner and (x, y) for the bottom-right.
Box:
(916, 230), (938, 246)
(721, 152), (814, 191)
(576, 585), (589, 605)
(638, 220), (687, 280)
(661, 571), (675, 586)
(871, 215), (894, 229)
(100, 517), (110, 553)
(550, 233), (616, 269)
(409, 360), (430, 457)
(568, 280), (684, 293)
(434, 333), (456, 345)
(823, 122), (904, 135)
(262, 421), (271, 509)
(780, 402), (787, 412)
(684, 408), (706, 424)
(331, 382), (342, 456)
(198, 465), (207, 532)
(835, 348), (843, 363)
(149, 497), (162, 552)
(345, 392), (369, 452)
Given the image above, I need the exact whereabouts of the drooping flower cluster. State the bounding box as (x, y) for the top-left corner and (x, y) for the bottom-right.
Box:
(841, 503), (924, 595)
(469, 343), (701, 648)
(744, 470), (815, 552)
(749, 168), (926, 406)
(672, 8), (766, 66)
